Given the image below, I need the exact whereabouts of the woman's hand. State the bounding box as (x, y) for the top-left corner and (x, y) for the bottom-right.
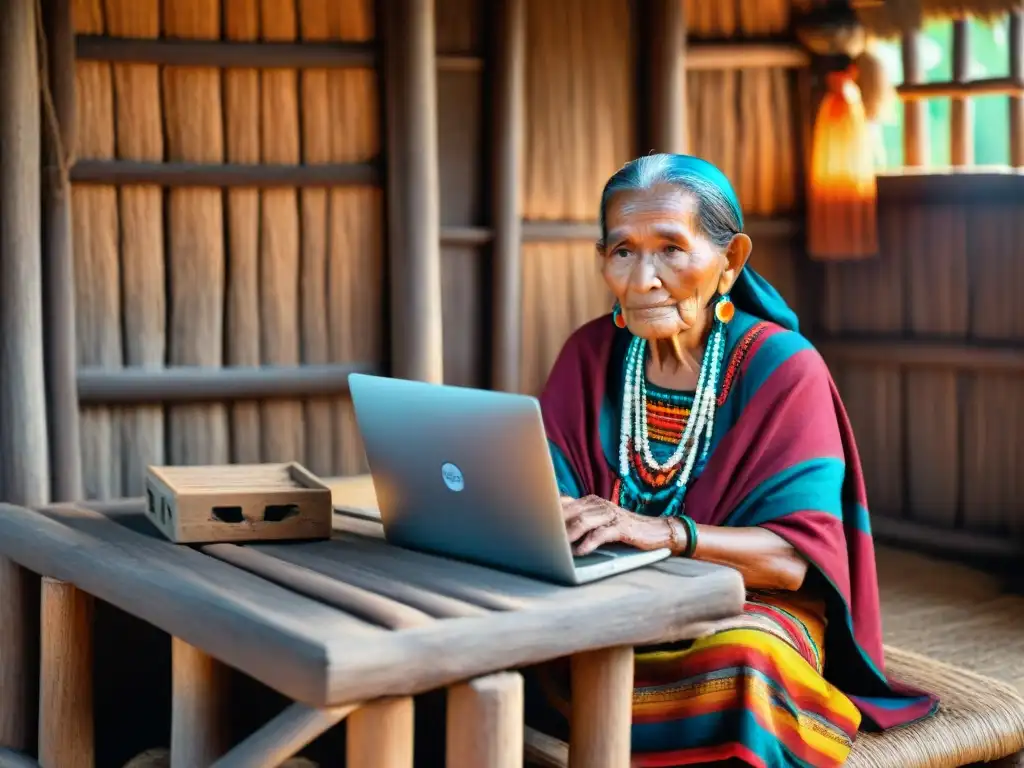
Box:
(561, 496), (680, 556)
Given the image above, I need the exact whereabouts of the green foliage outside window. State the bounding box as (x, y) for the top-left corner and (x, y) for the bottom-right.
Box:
(872, 16), (1010, 169)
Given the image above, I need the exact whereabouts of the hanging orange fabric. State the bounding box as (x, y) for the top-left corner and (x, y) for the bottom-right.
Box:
(807, 66), (879, 260)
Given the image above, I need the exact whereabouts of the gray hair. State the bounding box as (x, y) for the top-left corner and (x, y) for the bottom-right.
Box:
(597, 154), (744, 250)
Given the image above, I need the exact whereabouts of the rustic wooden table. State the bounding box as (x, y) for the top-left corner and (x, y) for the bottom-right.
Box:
(0, 499), (744, 768)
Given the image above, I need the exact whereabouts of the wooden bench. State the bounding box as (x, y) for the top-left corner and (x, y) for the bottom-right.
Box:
(524, 645), (1024, 768)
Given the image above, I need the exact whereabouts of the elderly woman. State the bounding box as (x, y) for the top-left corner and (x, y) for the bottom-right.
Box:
(535, 154), (936, 767)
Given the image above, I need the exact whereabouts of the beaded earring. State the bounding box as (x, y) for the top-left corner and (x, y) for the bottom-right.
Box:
(714, 295), (735, 325)
(612, 300), (627, 328)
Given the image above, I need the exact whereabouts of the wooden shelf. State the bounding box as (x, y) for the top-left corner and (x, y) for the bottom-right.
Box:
(76, 363), (379, 406)
(76, 35), (478, 72)
(878, 171), (1024, 204)
(75, 35), (806, 74)
(519, 216), (800, 243)
(817, 336), (1024, 373)
(70, 159), (379, 188)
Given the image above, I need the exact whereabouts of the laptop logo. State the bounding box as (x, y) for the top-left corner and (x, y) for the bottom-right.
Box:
(441, 462), (465, 492)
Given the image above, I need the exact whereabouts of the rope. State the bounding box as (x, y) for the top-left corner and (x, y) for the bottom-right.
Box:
(34, 0), (72, 196)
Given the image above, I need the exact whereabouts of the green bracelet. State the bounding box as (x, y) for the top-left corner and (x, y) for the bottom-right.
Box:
(678, 514), (698, 558)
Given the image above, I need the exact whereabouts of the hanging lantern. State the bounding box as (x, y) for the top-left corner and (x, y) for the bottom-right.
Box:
(807, 66), (878, 261)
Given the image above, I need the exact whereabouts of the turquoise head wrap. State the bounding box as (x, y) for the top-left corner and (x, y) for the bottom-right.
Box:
(599, 154), (800, 333)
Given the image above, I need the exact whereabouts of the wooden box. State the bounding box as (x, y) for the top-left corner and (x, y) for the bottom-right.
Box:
(144, 463), (333, 544)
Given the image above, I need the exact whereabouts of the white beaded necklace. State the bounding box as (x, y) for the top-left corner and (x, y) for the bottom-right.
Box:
(618, 301), (730, 511)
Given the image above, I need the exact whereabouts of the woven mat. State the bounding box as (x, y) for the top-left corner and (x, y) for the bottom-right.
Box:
(849, 645), (1024, 767)
(876, 545), (1024, 694)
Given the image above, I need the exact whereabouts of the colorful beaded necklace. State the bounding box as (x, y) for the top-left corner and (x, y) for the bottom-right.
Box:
(617, 295), (734, 518)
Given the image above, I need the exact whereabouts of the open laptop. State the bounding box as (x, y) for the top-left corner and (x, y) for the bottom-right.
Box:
(347, 373), (671, 585)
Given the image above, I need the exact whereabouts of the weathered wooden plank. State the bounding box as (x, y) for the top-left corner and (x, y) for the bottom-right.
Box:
(489, 0), (524, 393)
(383, 0), (444, 383)
(1, 0), (47, 751)
(0, 502), (744, 707)
(202, 543), (434, 629)
(77, 362), (377, 405)
(41, 0), (84, 503)
(0, 503), (376, 705)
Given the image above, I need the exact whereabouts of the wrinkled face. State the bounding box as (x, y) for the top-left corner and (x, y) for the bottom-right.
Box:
(600, 184), (740, 344)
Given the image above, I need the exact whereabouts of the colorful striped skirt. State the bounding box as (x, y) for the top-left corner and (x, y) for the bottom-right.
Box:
(537, 590), (861, 767)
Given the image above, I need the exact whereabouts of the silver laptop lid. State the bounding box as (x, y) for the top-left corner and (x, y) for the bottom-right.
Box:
(347, 373), (577, 580)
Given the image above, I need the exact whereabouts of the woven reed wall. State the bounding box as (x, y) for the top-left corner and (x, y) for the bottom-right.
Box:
(71, 0), (380, 499)
(823, 199), (1024, 536)
(519, 0), (633, 395)
(685, 0), (804, 347)
(518, 0), (807, 395)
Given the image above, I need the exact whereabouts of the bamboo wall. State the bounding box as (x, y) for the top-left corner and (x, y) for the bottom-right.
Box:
(71, 0), (380, 499)
(821, 187), (1024, 539)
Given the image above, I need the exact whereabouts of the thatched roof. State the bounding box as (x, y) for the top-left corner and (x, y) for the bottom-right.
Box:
(855, 0), (1024, 38)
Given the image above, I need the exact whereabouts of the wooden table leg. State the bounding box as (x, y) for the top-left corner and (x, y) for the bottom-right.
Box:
(0, 558), (37, 753)
(346, 698), (414, 768)
(568, 647), (633, 768)
(446, 672), (523, 768)
(38, 578), (93, 768)
(171, 638), (228, 768)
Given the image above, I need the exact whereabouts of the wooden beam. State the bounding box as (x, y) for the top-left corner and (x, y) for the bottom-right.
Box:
(40, 0), (83, 503)
(950, 20), (973, 166)
(877, 172), (1024, 205)
(817, 337), (1024, 372)
(383, 0), (444, 384)
(686, 42), (808, 71)
(0, 0), (47, 753)
(521, 216), (800, 243)
(76, 363), (379, 406)
(75, 34), (803, 74)
(440, 226), (492, 246)
(70, 159), (378, 187)
(898, 76), (1024, 100)
(1010, 12), (1024, 167)
(900, 32), (929, 166)
(76, 35), (477, 73)
(871, 514), (1021, 561)
(490, 0), (525, 393)
(649, 0), (687, 153)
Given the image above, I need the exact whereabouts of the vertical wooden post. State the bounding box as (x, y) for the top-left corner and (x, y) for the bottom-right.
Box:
(490, 0), (525, 393)
(41, 0), (83, 503)
(0, 0), (48, 752)
(171, 639), (228, 768)
(382, 0), (444, 384)
(568, 647), (633, 768)
(347, 698), (415, 768)
(901, 32), (929, 167)
(1010, 12), (1024, 167)
(38, 578), (93, 768)
(446, 673), (524, 768)
(649, 0), (687, 154)
(950, 19), (973, 167)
